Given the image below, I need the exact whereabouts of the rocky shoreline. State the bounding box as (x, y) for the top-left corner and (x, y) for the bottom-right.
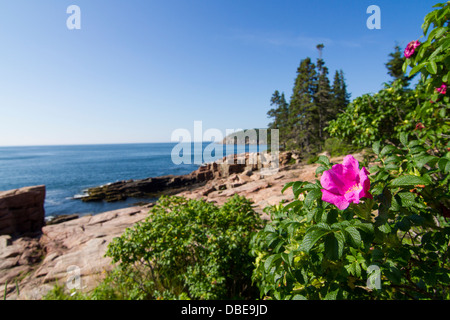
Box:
(79, 151), (296, 203)
(0, 151), (364, 300)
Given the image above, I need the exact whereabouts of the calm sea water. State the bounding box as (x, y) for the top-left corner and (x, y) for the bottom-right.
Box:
(0, 143), (265, 218)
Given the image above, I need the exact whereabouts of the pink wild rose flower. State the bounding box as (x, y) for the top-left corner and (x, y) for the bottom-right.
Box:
(320, 155), (372, 210)
(404, 40), (421, 58)
(436, 83), (447, 95)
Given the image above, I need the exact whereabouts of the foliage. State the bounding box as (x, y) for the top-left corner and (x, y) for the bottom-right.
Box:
(43, 282), (88, 300)
(323, 137), (360, 158)
(104, 195), (263, 300)
(385, 45), (416, 85)
(252, 2), (450, 300)
(327, 79), (423, 148)
(251, 141), (449, 299)
(267, 46), (350, 155)
(267, 91), (290, 150)
(402, 1), (450, 156)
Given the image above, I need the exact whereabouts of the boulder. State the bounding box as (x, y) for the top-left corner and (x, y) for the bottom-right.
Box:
(0, 185), (46, 237)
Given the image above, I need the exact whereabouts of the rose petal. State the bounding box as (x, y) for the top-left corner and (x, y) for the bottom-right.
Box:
(321, 165), (347, 195)
(344, 188), (362, 204)
(321, 189), (350, 210)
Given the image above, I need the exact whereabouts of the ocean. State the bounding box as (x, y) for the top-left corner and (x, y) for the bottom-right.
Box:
(0, 143), (266, 218)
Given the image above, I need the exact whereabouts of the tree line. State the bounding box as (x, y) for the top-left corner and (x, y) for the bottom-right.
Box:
(267, 44), (409, 155)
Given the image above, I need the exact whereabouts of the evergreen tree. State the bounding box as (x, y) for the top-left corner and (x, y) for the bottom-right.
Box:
(385, 45), (414, 85)
(266, 44), (349, 156)
(267, 90), (289, 149)
(314, 47), (332, 146)
(331, 69), (351, 116)
(288, 57), (318, 152)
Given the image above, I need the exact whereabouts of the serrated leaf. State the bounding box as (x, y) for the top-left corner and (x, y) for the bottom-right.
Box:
(317, 156), (330, 166)
(390, 175), (431, 187)
(292, 181), (306, 199)
(324, 232), (345, 260)
(397, 192), (416, 208)
(316, 166), (328, 176)
(281, 181), (295, 194)
(283, 200), (302, 211)
(372, 141), (381, 155)
(399, 132), (408, 147)
(396, 217), (411, 232)
(304, 189), (322, 208)
(281, 252), (290, 265)
(380, 145), (397, 156)
(414, 155), (437, 170)
(438, 158), (450, 173)
(324, 287), (340, 300)
(345, 226), (362, 248)
(378, 223), (391, 234)
(299, 227), (330, 253)
(264, 254), (281, 272)
(354, 221), (374, 235)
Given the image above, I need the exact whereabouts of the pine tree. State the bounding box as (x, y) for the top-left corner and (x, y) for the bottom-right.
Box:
(288, 57), (318, 152)
(266, 45), (349, 155)
(331, 69), (351, 116)
(267, 90), (289, 149)
(385, 45), (414, 85)
(314, 46), (332, 146)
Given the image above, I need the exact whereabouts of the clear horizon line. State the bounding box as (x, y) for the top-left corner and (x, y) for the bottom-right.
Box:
(0, 140), (250, 148)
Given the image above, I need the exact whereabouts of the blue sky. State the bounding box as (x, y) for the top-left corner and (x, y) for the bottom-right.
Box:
(0, 0), (438, 146)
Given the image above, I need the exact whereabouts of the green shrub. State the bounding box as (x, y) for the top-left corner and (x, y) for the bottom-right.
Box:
(104, 194), (263, 300)
(327, 79), (422, 148)
(323, 137), (360, 158)
(251, 2), (450, 300)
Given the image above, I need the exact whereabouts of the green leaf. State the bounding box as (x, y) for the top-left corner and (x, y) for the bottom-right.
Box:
(422, 20), (431, 35)
(426, 61), (438, 74)
(399, 132), (408, 147)
(304, 189), (322, 208)
(409, 62), (426, 77)
(380, 145), (397, 156)
(345, 226), (362, 248)
(372, 141), (381, 155)
(324, 232), (345, 260)
(281, 181), (295, 194)
(324, 286), (340, 300)
(264, 254), (281, 272)
(438, 158), (450, 173)
(284, 200), (302, 211)
(414, 155), (437, 170)
(316, 166), (328, 176)
(300, 225), (331, 253)
(317, 156), (330, 166)
(397, 192), (416, 208)
(396, 217), (411, 232)
(292, 294), (307, 300)
(293, 182), (306, 199)
(433, 27), (447, 41)
(390, 175), (431, 187)
(378, 223), (391, 234)
(354, 221), (374, 235)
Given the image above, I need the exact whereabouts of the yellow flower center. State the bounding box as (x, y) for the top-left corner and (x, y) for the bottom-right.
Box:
(346, 184), (362, 194)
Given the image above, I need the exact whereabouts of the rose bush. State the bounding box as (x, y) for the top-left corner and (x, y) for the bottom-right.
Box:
(251, 2), (449, 300)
